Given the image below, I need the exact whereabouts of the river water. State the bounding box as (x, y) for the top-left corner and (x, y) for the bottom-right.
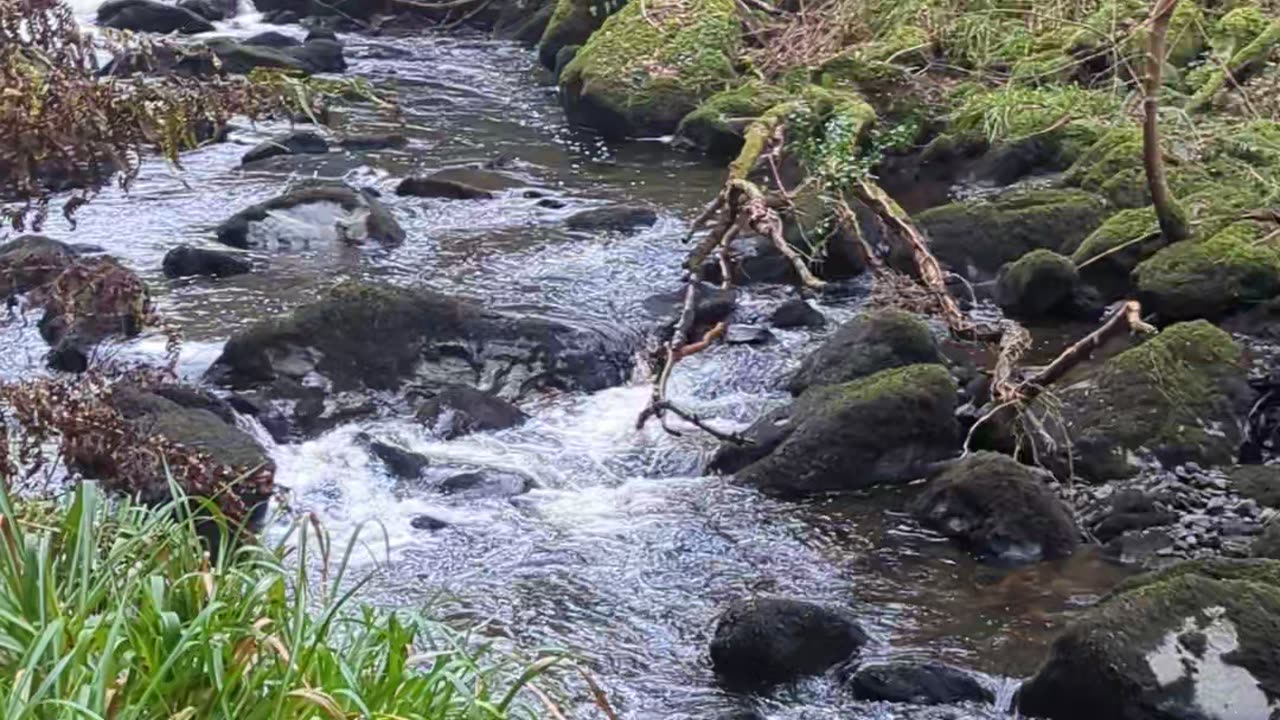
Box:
(3, 9), (1135, 718)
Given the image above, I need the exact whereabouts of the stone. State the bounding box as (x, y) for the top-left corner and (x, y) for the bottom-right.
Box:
(177, 0), (238, 20)
(97, 0), (215, 34)
(724, 325), (772, 345)
(1231, 465), (1280, 508)
(216, 183), (404, 248)
(996, 249), (1082, 318)
(243, 30), (301, 47)
(1135, 221), (1280, 322)
(410, 514), (449, 530)
(357, 434), (430, 479)
(1252, 522), (1280, 559)
(0, 235), (77, 298)
(910, 452), (1080, 565)
(845, 662), (994, 705)
(768, 298), (825, 329)
(338, 133), (409, 150)
(415, 386), (528, 439)
(241, 131), (330, 165)
(395, 176), (494, 200)
(709, 597), (867, 687)
(37, 256), (148, 373)
(162, 245), (251, 279)
(787, 309), (940, 396)
(438, 470), (533, 498)
(536, 0), (618, 69)
(564, 204), (658, 233)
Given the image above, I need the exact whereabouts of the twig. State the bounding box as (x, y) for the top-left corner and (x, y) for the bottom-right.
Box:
(1017, 299), (1155, 395)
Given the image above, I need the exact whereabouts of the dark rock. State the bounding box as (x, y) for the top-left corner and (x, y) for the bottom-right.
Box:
(1019, 559), (1280, 720)
(395, 176), (494, 200)
(216, 182), (404, 248)
(37, 256), (148, 373)
(910, 452), (1080, 565)
(1135, 222), (1280, 322)
(996, 249), (1082, 319)
(768, 298), (825, 329)
(177, 0), (238, 20)
(241, 131), (329, 164)
(710, 597), (868, 687)
(243, 30), (302, 47)
(187, 37), (345, 76)
(536, 197), (568, 209)
(712, 364), (959, 495)
(643, 284), (736, 332)
(846, 662), (994, 705)
(725, 325), (772, 345)
(439, 470), (533, 498)
(264, 9), (300, 23)
(1252, 522), (1280, 559)
(916, 189), (1107, 279)
(552, 44), (579, 80)
(424, 167), (524, 192)
(0, 236), (77, 298)
(304, 28), (338, 41)
(97, 0), (215, 34)
(788, 309), (940, 396)
(1231, 465), (1280, 508)
(415, 386), (528, 439)
(338, 133), (408, 150)
(701, 235), (802, 287)
(493, 0), (553, 43)
(564, 205), (658, 233)
(410, 514), (449, 530)
(206, 282), (635, 423)
(162, 245), (251, 279)
(358, 434), (430, 479)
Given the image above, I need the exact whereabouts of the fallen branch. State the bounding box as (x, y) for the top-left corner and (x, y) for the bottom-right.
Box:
(1016, 300), (1156, 396)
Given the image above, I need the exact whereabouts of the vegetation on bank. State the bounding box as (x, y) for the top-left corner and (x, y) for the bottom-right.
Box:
(0, 481), (559, 719)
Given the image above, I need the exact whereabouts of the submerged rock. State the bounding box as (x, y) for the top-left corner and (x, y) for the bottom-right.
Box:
(241, 131), (330, 165)
(410, 514), (449, 531)
(216, 183), (404, 248)
(787, 309), (940, 396)
(710, 597), (867, 687)
(845, 662), (994, 706)
(0, 236), (77, 298)
(162, 245), (251, 279)
(995, 249), (1085, 319)
(712, 364), (959, 495)
(910, 452), (1080, 565)
(1019, 558), (1280, 720)
(415, 386), (528, 439)
(206, 282), (635, 428)
(338, 133), (409, 150)
(917, 189), (1107, 278)
(558, 0), (740, 138)
(564, 204), (658, 233)
(97, 0), (214, 34)
(1031, 321), (1250, 482)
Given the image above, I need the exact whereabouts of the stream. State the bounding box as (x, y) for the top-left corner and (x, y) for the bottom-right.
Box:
(3, 8), (1137, 718)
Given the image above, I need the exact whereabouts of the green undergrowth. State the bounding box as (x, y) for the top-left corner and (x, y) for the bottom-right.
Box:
(0, 482), (561, 719)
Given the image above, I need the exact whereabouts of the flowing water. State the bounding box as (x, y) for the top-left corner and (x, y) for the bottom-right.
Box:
(4, 11), (1137, 718)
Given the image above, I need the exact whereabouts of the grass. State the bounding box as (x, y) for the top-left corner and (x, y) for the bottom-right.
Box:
(0, 480), (561, 720)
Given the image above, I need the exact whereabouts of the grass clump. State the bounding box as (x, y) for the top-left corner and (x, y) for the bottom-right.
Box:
(0, 481), (560, 719)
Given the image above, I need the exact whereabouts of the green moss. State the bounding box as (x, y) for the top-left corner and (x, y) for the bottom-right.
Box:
(946, 84), (1122, 166)
(1134, 221), (1280, 321)
(1115, 558), (1280, 595)
(1190, 16), (1280, 107)
(537, 0), (625, 68)
(1071, 206), (1162, 272)
(997, 249), (1079, 318)
(1231, 464), (1280, 508)
(675, 81), (794, 157)
(816, 362), (955, 408)
(788, 308), (940, 394)
(559, 0), (740, 137)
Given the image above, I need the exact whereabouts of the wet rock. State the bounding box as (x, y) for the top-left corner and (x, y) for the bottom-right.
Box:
(243, 30), (301, 47)
(338, 133), (408, 150)
(241, 131), (330, 165)
(564, 205), (658, 233)
(701, 235), (800, 287)
(536, 0), (615, 69)
(492, 0), (553, 44)
(357, 434), (430, 479)
(0, 236), (77, 298)
(1231, 465), (1280, 508)
(178, 0), (238, 20)
(438, 470), (533, 498)
(216, 182), (404, 248)
(1019, 559), (1280, 720)
(410, 514), (449, 531)
(304, 28), (338, 42)
(916, 189), (1107, 278)
(787, 309), (940, 396)
(1030, 321), (1250, 482)
(37, 256), (148, 373)
(995, 249), (1083, 319)
(725, 325), (772, 345)
(415, 386), (528, 439)
(162, 245), (251, 279)
(845, 662), (994, 705)
(910, 452), (1080, 565)
(768, 298), (825, 329)
(712, 364), (959, 495)
(558, 0), (739, 138)
(97, 0), (215, 34)
(188, 37), (346, 75)
(206, 282), (635, 421)
(425, 167), (524, 192)
(1135, 221), (1280, 322)
(709, 597), (867, 687)
(395, 176), (494, 200)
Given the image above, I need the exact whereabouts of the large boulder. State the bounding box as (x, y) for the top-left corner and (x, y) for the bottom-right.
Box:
(185, 37), (346, 75)
(1070, 207), (1164, 297)
(675, 81), (791, 158)
(0, 236), (77, 298)
(177, 0), (238, 20)
(1135, 221), (1280, 322)
(916, 189), (1108, 279)
(845, 662), (994, 706)
(205, 282), (635, 431)
(216, 183), (404, 249)
(711, 364), (959, 495)
(242, 131), (330, 165)
(162, 245), (251, 279)
(1018, 559), (1280, 720)
(910, 452), (1080, 565)
(415, 385), (528, 439)
(709, 597), (867, 687)
(97, 0), (215, 34)
(1030, 321), (1250, 483)
(788, 309), (941, 396)
(558, 0), (740, 138)
(996, 249), (1085, 319)
(536, 0), (622, 68)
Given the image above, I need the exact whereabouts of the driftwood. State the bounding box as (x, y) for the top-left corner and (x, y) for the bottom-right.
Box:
(1017, 300), (1156, 397)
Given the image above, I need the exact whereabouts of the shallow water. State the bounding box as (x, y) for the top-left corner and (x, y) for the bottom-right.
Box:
(2, 14), (1137, 718)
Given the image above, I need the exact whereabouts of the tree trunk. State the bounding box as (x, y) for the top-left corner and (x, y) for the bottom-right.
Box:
(1143, 0), (1190, 243)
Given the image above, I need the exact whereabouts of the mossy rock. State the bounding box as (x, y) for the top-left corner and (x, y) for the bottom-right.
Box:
(1230, 464), (1280, 508)
(1033, 321), (1249, 483)
(1020, 561), (1280, 720)
(711, 364), (959, 495)
(995, 249), (1081, 319)
(1112, 557), (1280, 596)
(558, 0), (739, 138)
(910, 451), (1080, 565)
(675, 81), (793, 158)
(916, 189), (1108, 278)
(1134, 221), (1280, 321)
(787, 308), (941, 395)
(1070, 206), (1164, 297)
(536, 0), (624, 69)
